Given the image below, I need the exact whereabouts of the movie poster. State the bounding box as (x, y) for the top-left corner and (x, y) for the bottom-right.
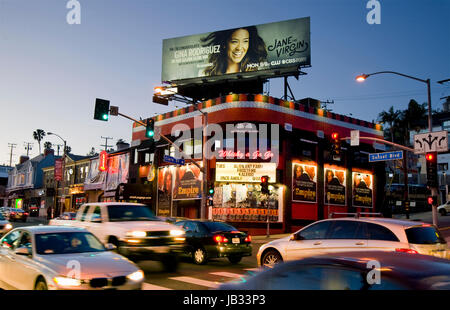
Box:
(352, 171), (373, 208)
(157, 167), (173, 217)
(172, 162), (203, 200)
(324, 166), (346, 206)
(162, 17), (310, 83)
(105, 153), (130, 192)
(292, 162), (317, 203)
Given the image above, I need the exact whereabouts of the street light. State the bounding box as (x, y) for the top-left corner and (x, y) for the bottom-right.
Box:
(356, 70), (438, 225)
(48, 132), (67, 217)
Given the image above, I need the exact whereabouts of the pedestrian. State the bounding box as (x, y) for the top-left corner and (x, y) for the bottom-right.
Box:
(47, 205), (53, 220)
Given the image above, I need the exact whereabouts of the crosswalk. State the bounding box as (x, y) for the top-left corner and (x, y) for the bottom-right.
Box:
(142, 268), (260, 290)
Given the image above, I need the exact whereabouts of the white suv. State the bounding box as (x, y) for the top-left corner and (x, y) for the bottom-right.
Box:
(257, 217), (449, 267)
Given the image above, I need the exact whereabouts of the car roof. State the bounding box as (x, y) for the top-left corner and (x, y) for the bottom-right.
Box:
(320, 217), (425, 228)
(12, 225), (87, 234)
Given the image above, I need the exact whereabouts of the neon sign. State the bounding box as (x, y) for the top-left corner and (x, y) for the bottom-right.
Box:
(218, 150), (274, 160)
(99, 151), (108, 172)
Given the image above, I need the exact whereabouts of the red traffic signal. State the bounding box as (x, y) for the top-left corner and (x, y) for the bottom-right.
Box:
(331, 132), (339, 141)
(261, 176), (268, 184)
(426, 153), (435, 162)
(427, 196), (438, 206)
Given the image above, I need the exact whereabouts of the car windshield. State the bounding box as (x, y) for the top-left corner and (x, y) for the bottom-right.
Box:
(202, 222), (238, 232)
(406, 226), (447, 245)
(35, 232), (106, 255)
(107, 205), (159, 222)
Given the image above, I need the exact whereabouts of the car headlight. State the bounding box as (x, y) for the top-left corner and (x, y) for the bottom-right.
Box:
(53, 276), (82, 287)
(170, 229), (185, 237)
(126, 270), (144, 282)
(4, 223), (12, 230)
(126, 231), (147, 238)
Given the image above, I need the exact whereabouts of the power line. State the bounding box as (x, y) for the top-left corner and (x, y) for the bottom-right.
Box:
(23, 142), (33, 157)
(100, 136), (113, 151)
(7, 143), (16, 167)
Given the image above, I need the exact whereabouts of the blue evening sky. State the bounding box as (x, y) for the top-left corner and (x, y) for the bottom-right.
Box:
(0, 0), (449, 165)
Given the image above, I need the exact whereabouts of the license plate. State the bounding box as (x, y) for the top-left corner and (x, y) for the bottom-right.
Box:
(232, 238), (240, 244)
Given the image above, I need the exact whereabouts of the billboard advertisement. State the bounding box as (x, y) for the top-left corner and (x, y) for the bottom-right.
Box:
(84, 158), (107, 191)
(292, 161), (317, 203)
(324, 165), (346, 206)
(105, 153), (130, 192)
(352, 171), (373, 208)
(162, 17), (310, 83)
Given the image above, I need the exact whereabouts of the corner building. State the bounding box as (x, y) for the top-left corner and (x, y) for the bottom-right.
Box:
(131, 94), (385, 235)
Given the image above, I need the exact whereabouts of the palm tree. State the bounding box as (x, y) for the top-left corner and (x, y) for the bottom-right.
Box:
(33, 129), (46, 154)
(43, 141), (52, 150)
(64, 145), (72, 154)
(398, 99), (427, 146)
(378, 106), (400, 142)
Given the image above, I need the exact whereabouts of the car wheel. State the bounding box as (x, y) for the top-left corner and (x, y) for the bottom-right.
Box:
(261, 249), (283, 268)
(228, 255), (242, 264)
(34, 278), (48, 290)
(162, 255), (179, 272)
(192, 247), (208, 265)
(440, 209), (447, 216)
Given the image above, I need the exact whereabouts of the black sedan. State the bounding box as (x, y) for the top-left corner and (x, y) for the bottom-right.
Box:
(174, 220), (252, 265)
(218, 251), (450, 290)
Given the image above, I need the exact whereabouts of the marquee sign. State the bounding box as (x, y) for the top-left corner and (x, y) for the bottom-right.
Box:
(215, 162), (276, 183)
(99, 151), (108, 172)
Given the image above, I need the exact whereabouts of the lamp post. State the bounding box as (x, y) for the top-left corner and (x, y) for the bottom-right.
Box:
(356, 71), (438, 225)
(48, 132), (67, 217)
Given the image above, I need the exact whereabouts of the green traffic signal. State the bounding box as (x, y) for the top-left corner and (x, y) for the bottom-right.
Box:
(146, 119), (155, 139)
(94, 98), (110, 121)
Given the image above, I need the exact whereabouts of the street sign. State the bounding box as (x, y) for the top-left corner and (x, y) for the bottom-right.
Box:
(414, 130), (448, 154)
(109, 105), (119, 116)
(350, 130), (360, 146)
(368, 151), (403, 162)
(164, 155), (185, 165)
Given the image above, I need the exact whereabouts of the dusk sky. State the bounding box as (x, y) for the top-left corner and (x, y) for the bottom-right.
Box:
(0, 0), (449, 166)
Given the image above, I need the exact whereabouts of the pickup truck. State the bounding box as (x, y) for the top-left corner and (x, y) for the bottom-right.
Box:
(49, 202), (186, 271)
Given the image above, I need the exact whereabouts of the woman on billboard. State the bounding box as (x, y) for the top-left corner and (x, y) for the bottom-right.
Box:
(201, 26), (267, 76)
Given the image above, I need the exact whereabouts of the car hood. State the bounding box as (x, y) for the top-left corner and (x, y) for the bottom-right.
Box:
(35, 252), (138, 278)
(108, 220), (179, 231)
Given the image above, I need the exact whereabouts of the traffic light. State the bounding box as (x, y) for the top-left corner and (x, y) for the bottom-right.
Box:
(260, 175), (270, 195)
(208, 185), (215, 196)
(331, 132), (341, 160)
(94, 98), (110, 121)
(145, 118), (155, 139)
(427, 195), (438, 207)
(425, 152), (438, 187)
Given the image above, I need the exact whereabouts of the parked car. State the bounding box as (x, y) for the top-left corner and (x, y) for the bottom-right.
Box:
(0, 214), (13, 236)
(219, 251), (450, 290)
(0, 226), (144, 290)
(438, 201), (450, 216)
(29, 206), (40, 217)
(173, 220), (252, 265)
(8, 209), (28, 222)
(257, 217), (449, 267)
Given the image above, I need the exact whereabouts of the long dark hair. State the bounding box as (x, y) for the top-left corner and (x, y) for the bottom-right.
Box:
(201, 26), (267, 76)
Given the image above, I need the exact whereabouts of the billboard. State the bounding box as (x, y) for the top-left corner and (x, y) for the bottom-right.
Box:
(352, 171), (373, 208)
(292, 161), (317, 203)
(324, 165), (346, 206)
(162, 17), (310, 83)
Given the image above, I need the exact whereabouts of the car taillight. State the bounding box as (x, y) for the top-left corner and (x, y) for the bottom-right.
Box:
(10, 212), (15, 215)
(396, 248), (418, 254)
(244, 235), (252, 243)
(24, 213), (29, 216)
(213, 235), (229, 243)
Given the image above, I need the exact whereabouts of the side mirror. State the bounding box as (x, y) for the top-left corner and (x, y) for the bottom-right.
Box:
(91, 218), (102, 223)
(15, 247), (31, 256)
(105, 243), (117, 251)
(290, 234), (305, 241)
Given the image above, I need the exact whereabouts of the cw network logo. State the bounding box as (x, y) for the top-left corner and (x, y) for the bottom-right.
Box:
(170, 119), (280, 163)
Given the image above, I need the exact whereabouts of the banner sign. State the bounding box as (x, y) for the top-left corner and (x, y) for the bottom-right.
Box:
(157, 167), (173, 216)
(54, 158), (63, 181)
(84, 158), (107, 190)
(324, 165), (346, 206)
(215, 162), (277, 183)
(352, 171), (373, 208)
(172, 162), (203, 200)
(292, 161), (317, 203)
(105, 153), (130, 192)
(162, 17), (310, 83)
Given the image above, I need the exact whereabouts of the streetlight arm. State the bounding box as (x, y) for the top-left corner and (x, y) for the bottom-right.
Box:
(364, 71), (428, 84)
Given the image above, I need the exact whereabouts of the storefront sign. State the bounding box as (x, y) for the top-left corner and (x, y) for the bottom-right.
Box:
(99, 151), (108, 172)
(54, 159), (63, 181)
(115, 183), (152, 202)
(324, 165), (346, 206)
(352, 171), (373, 208)
(292, 161), (317, 203)
(162, 17), (310, 83)
(217, 150), (274, 160)
(215, 162), (276, 183)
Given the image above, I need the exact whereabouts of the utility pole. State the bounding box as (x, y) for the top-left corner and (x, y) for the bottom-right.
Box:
(55, 144), (63, 156)
(24, 142), (33, 157)
(100, 136), (114, 151)
(8, 143), (16, 167)
(321, 100), (335, 112)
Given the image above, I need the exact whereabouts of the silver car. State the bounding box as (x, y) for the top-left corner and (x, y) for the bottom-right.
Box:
(0, 226), (145, 290)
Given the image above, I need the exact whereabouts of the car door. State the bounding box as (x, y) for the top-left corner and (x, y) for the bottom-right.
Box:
(365, 222), (403, 252)
(7, 230), (39, 290)
(76, 205), (92, 230)
(0, 229), (23, 289)
(322, 220), (369, 254)
(285, 220), (333, 260)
